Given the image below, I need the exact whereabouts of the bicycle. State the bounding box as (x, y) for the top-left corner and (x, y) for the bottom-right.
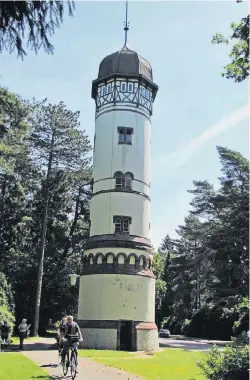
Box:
(61, 335), (79, 379)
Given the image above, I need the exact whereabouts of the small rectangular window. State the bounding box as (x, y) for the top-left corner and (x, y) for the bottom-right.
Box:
(107, 84), (111, 93)
(117, 127), (133, 145)
(115, 218), (122, 232)
(121, 82), (126, 92)
(141, 87), (145, 97)
(118, 131), (125, 142)
(124, 176), (132, 190)
(125, 134), (132, 143)
(114, 215), (131, 234)
(102, 86), (106, 96)
(145, 89), (149, 99)
(115, 176), (123, 188)
(127, 83), (134, 93)
(123, 219), (130, 233)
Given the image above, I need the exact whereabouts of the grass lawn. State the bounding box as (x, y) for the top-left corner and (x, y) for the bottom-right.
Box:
(79, 348), (206, 380)
(10, 336), (42, 345)
(0, 353), (49, 380)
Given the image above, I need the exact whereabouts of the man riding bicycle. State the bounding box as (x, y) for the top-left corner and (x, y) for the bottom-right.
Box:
(61, 315), (83, 366)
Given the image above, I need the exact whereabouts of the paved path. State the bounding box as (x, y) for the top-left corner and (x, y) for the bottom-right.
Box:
(159, 337), (231, 351)
(22, 339), (143, 380)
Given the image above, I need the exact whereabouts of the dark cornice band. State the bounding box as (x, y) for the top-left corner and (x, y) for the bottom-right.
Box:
(96, 107), (151, 121)
(92, 188), (150, 200)
(82, 262), (154, 277)
(93, 177), (150, 188)
(84, 234), (153, 252)
(77, 320), (157, 330)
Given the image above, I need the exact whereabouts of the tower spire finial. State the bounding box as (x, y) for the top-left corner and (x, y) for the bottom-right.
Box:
(123, 0), (129, 48)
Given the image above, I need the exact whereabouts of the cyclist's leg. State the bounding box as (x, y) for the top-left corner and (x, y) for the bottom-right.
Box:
(61, 339), (69, 364)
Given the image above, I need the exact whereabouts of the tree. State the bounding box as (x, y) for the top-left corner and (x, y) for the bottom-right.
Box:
(153, 252), (167, 327)
(0, 86), (92, 334)
(0, 1), (75, 58)
(30, 101), (91, 336)
(0, 272), (15, 330)
(160, 146), (249, 337)
(212, 15), (249, 82)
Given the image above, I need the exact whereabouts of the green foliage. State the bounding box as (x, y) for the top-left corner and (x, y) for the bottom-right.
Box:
(0, 86), (92, 335)
(212, 15), (249, 82)
(197, 344), (249, 380)
(231, 331), (249, 346)
(232, 298), (249, 336)
(30, 100), (92, 334)
(181, 319), (191, 335)
(0, 1), (75, 58)
(0, 272), (15, 331)
(0, 86), (32, 173)
(185, 303), (236, 340)
(177, 298), (249, 340)
(159, 146), (249, 337)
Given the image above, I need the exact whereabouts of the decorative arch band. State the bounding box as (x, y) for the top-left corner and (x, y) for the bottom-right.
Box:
(82, 252), (154, 277)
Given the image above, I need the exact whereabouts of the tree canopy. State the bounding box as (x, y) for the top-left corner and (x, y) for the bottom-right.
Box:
(158, 146), (249, 338)
(212, 15), (249, 82)
(0, 1), (75, 58)
(0, 86), (92, 334)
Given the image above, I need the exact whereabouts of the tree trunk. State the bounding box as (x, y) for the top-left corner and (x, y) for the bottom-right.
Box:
(33, 134), (54, 336)
(61, 188), (81, 261)
(0, 179), (6, 251)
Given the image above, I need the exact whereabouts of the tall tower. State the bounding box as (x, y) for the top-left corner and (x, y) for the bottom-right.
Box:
(78, 3), (159, 351)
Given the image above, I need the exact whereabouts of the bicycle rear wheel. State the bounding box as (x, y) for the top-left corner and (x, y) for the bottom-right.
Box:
(58, 350), (62, 366)
(62, 352), (69, 376)
(70, 351), (77, 380)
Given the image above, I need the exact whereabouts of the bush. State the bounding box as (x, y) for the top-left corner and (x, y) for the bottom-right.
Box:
(196, 343), (249, 380)
(0, 272), (15, 333)
(167, 316), (184, 335)
(181, 319), (190, 335)
(232, 298), (249, 336)
(185, 299), (249, 340)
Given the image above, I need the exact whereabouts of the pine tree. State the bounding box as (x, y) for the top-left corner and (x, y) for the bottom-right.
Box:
(30, 101), (91, 336)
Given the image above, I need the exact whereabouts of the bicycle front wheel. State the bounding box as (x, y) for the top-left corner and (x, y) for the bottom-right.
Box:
(70, 351), (77, 379)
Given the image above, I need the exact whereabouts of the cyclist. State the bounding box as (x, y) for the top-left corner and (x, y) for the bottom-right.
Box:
(57, 316), (67, 353)
(61, 316), (83, 366)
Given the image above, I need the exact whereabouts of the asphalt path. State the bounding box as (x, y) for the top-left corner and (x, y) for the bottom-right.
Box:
(159, 337), (229, 351)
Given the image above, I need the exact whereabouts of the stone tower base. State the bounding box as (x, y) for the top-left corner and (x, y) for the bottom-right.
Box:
(78, 320), (159, 352)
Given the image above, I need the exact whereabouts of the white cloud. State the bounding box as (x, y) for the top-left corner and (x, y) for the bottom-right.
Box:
(158, 104), (249, 171)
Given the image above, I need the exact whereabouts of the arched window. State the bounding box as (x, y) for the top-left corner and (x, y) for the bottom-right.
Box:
(113, 171), (123, 189)
(124, 172), (134, 190)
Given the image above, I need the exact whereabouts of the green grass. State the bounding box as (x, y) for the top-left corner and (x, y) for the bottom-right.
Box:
(79, 349), (134, 358)
(0, 353), (49, 380)
(10, 337), (42, 345)
(79, 348), (206, 380)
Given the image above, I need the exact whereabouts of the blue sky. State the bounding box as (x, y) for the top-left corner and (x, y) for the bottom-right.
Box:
(1, 1), (249, 249)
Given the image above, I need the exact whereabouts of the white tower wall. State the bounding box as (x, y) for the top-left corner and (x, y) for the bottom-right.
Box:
(92, 108), (151, 185)
(90, 193), (150, 237)
(77, 49), (159, 352)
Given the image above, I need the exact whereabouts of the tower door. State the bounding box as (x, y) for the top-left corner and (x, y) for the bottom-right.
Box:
(118, 320), (133, 351)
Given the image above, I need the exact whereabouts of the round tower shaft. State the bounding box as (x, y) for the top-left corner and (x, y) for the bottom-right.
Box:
(77, 20), (159, 351)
